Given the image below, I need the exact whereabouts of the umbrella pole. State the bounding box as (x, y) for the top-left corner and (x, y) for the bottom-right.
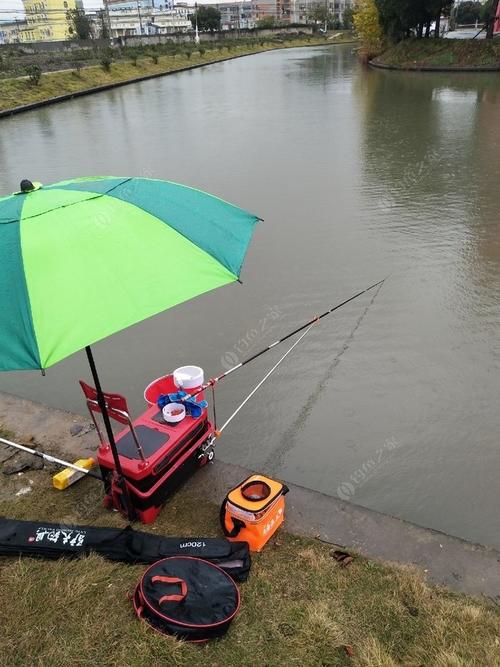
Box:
(85, 346), (136, 521)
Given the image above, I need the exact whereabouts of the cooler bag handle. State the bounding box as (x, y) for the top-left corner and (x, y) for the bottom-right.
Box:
(219, 497), (245, 538)
(151, 575), (188, 603)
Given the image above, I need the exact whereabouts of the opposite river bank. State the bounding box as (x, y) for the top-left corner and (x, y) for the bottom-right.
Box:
(0, 35), (355, 117)
(371, 37), (500, 71)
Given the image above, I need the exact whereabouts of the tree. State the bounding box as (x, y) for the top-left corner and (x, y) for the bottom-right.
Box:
(486, 0), (499, 37)
(455, 1), (481, 24)
(307, 2), (335, 27)
(98, 10), (109, 39)
(191, 5), (221, 33)
(376, 0), (422, 40)
(25, 64), (42, 85)
(257, 15), (277, 28)
(343, 6), (355, 29)
(353, 0), (384, 55)
(67, 8), (92, 40)
(375, 0), (453, 41)
(100, 54), (112, 71)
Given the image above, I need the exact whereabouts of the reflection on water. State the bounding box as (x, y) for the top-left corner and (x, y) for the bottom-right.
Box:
(0, 46), (499, 548)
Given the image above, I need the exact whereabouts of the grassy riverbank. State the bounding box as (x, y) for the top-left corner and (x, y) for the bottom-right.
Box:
(372, 37), (500, 70)
(0, 35), (353, 114)
(0, 435), (499, 667)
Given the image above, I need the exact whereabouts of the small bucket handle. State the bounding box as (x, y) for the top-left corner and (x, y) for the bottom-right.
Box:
(151, 575), (188, 603)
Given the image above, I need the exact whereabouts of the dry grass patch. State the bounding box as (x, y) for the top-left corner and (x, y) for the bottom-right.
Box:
(0, 459), (498, 666)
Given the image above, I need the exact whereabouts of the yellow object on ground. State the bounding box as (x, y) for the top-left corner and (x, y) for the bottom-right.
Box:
(52, 458), (95, 490)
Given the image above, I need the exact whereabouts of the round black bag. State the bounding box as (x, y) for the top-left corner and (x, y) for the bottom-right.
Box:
(133, 556), (240, 642)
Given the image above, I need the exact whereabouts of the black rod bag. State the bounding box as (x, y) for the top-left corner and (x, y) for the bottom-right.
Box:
(0, 517), (251, 582)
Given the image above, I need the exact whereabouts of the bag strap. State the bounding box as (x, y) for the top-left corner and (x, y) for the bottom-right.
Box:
(151, 575), (188, 603)
(219, 497), (245, 538)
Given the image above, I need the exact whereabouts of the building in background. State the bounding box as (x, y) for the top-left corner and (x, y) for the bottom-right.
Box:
(106, 2), (192, 37)
(0, 19), (27, 43)
(106, 0), (174, 10)
(216, 2), (256, 30)
(19, 0), (77, 42)
(147, 6), (192, 34)
(252, 0), (295, 23)
(296, 0), (353, 24)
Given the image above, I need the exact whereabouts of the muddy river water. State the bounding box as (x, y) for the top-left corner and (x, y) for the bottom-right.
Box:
(1, 44), (499, 548)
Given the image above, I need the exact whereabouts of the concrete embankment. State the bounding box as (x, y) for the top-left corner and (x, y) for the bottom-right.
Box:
(0, 389), (499, 601)
(370, 60), (500, 72)
(370, 37), (500, 72)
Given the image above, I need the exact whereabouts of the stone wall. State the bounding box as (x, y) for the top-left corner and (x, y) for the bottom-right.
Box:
(0, 26), (314, 54)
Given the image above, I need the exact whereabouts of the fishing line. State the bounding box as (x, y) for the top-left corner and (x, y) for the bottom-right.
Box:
(213, 322), (317, 440)
(264, 280), (386, 473)
(187, 278), (387, 403)
(0, 280), (386, 483)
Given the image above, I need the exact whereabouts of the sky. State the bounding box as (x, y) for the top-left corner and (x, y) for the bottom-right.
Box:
(0, 0), (103, 20)
(0, 0), (219, 20)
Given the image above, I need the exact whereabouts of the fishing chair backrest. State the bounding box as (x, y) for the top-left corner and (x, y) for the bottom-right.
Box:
(79, 381), (146, 461)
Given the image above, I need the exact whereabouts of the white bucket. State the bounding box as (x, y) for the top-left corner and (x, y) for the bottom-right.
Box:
(162, 403), (186, 424)
(173, 365), (204, 390)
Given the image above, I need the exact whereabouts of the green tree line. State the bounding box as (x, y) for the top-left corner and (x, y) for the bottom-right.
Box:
(354, 0), (499, 54)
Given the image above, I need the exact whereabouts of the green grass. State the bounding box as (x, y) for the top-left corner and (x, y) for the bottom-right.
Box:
(0, 37), (353, 114)
(374, 38), (500, 69)
(0, 450), (499, 667)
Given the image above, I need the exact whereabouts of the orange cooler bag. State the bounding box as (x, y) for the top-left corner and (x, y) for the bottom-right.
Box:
(220, 475), (289, 552)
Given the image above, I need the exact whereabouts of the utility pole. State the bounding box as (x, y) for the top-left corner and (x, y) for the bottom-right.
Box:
(137, 0), (144, 35)
(194, 1), (200, 43)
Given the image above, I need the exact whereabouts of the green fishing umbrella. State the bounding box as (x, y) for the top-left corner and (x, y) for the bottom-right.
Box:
(0, 176), (260, 519)
(0, 176), (260, 371)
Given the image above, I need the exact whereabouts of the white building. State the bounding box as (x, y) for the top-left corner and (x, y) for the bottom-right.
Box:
(149, 7), (192, 33)
(107, 0), (174, 10)
(108, 6), (191, 36)
(0, 20), (26, 43)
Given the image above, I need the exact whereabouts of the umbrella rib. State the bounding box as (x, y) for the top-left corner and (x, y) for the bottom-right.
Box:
(0, 178), (134, 225)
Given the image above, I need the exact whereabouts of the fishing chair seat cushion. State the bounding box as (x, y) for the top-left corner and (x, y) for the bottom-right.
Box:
(116, 425), (169, 460)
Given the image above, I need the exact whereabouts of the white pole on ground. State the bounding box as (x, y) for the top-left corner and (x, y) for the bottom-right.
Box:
(0, 436), (99, 477)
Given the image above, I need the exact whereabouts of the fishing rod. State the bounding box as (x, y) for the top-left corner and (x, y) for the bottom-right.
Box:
(0, 279), (385, 483)
(187, 277), (387, 401)
(206, 277), (386, 442)
(213, 322), (317, 439)
(0, 436), (102, 480)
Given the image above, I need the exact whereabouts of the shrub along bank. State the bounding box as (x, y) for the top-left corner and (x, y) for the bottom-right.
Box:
(372, 37), (500, 69)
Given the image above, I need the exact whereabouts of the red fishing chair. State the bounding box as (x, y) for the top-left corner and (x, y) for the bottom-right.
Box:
(79, 381), (167, 463)
(79, 380), (214, 523)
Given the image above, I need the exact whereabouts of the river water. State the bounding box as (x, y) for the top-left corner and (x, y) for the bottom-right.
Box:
(1, 45), (499, 549)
